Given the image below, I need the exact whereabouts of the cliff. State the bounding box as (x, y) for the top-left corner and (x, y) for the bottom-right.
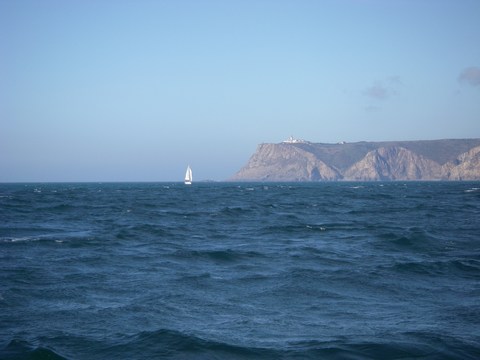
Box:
(230, 139), (480, 181)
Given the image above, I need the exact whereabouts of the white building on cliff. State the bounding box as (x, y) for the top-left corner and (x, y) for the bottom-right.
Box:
(283, 136), (308, 144)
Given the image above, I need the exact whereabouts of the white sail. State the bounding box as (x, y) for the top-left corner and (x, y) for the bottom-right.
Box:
(184, 165), (192, 185)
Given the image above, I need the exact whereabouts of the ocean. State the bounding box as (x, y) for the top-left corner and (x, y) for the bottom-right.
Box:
(1, 182), (479, 359)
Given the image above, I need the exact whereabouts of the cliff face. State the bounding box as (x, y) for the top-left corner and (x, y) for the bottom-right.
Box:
(233, 143), (341, 181)
(443, 146), (480, 180)
(343, 147), (442, 181)
(230, 139), (480, 181)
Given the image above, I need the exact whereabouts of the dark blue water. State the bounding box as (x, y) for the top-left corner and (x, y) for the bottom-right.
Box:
(1, 182), (479, 359)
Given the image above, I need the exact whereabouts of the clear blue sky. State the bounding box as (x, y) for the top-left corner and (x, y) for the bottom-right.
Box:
(1, 0), (479, 181)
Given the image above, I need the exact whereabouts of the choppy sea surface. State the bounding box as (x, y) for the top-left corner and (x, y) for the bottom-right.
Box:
(1, 182), (479, 359)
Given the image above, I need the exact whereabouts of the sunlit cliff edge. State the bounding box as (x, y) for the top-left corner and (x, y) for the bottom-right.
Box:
(229, 139), (480, 181)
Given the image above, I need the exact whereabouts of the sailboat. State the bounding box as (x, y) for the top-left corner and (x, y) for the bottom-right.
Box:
(184, 165), (192, 185)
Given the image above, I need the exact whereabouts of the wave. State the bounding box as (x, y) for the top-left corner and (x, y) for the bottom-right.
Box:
(465, 187), (480, 193)
(286, 335), (480, 359)
(0, 331), (279, 360)
(374, 227), (444, 253)
(260, 223), (332, 237)
(104, 329), (279, 359)
(114, 224), (173, 240)
(217, 206), (254, 216)
(0, 339), (67, 360)
(3, 330), (479, 360)
(380, 258), (480, 278)
(170, 248), (265, 263)
(1, 230), (92, 244)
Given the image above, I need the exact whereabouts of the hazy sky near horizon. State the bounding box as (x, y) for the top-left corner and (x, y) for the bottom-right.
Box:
(1, 0), (480, 181)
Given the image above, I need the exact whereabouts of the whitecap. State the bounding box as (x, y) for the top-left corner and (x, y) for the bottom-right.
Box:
(465, 187), (480, 193)
(4, 236), (39, 243)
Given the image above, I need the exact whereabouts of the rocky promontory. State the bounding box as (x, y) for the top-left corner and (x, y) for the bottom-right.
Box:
(230, 139), (480, 181)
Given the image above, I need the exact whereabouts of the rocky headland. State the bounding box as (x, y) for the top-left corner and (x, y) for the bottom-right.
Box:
(230, 138), (480, 181)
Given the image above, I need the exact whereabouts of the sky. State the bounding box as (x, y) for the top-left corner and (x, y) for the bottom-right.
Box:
(1, 0), (479, 182)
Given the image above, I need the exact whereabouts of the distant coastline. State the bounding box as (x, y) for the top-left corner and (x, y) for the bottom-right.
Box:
(230, 138), (480, 181)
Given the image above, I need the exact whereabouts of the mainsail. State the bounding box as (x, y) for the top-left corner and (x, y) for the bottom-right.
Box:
(184, 166), (192, 185)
